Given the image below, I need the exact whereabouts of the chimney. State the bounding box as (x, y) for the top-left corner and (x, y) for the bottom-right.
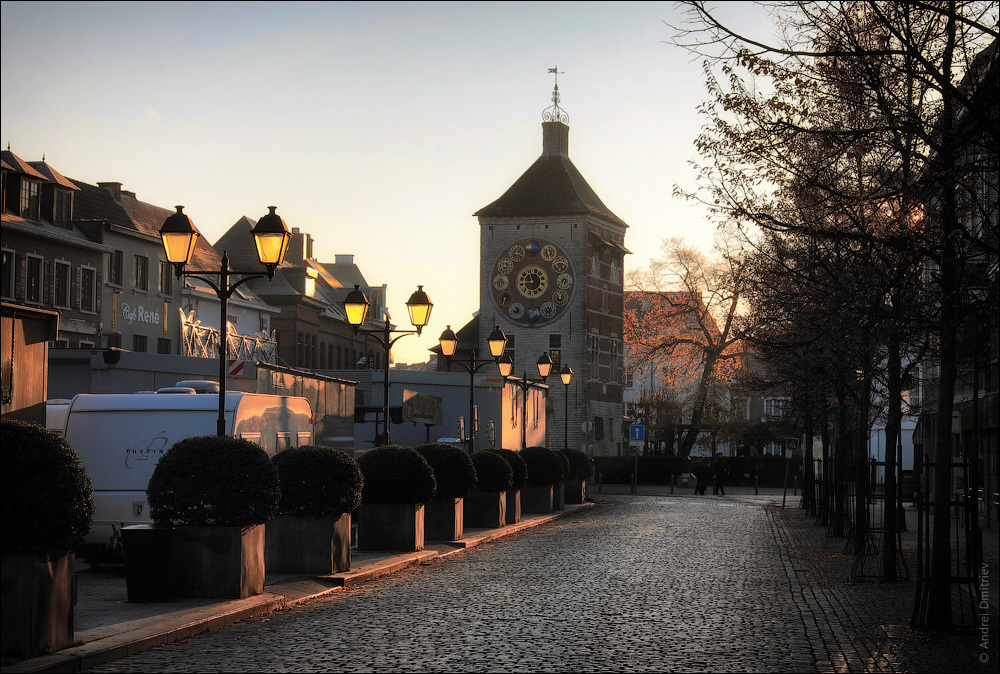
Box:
(335, 254), (354, 265)
(542, 121), (569, 156)
(286, 227), (313, 265)
(98, 182), (122, 202)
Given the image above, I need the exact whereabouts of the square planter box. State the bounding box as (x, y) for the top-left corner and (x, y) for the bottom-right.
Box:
(553, 482), (566, 510)
(464, 491), (506, 529)
(1, 551), (75, 658)
(168, 524), (265, 599)
(265, 513), (351, 574)
(522, 484), (554, 514)
(565, 479), (587, 504)
(506, 489), (521, 524)
(425, 498), (464, 541)
(122, 525), (174, 602)
(358, 503), (425, 552)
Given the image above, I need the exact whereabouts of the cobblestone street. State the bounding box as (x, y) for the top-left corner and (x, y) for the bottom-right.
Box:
(86, 492), (999, 673)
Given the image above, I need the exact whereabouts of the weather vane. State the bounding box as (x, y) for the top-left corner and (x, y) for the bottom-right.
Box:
(543, 66), (569, 124)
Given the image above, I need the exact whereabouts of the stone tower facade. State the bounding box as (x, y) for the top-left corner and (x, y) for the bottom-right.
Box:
(475, 83), (629, 457)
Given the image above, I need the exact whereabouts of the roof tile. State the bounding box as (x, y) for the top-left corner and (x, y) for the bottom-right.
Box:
(28, 161), (79, 190)
(1, 149), (47, 180)
(476, 153), (628, 229)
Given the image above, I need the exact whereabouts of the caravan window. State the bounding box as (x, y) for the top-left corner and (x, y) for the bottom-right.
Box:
(240, 432), (262, 445)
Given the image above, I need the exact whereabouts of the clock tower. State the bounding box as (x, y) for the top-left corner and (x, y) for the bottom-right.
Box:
(476, 72), (629, 457)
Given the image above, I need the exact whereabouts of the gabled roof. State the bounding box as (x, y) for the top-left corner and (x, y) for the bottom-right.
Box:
(0, 149), (47, 180)
(28, 161), (79, 190)
(214, 216), (274, 273)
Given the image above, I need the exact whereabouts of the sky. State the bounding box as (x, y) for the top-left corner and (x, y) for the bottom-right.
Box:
(1, 1), (779, 364)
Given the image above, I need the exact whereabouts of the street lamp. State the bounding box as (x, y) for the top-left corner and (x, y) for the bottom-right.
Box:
(560, 365), (573, 451)
(438, 325), (508, 454)
(343, 284), (433, 446)
(501, 352), (553, 450)
(159, 205), (291, 436)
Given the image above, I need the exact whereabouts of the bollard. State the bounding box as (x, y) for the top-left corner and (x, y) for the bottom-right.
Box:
(793, 475), (798, 496)
(670, 474), (674, 495)
(598, 472), (602, 494)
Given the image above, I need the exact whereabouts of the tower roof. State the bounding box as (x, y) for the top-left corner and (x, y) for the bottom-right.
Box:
(475, 74), (627, 229)
(475, 146), (627, 229)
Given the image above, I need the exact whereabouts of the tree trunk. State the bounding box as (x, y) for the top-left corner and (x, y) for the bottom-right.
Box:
(678, 357), (718, 457)
(802, 414), (816, 516)
(927, 7), (960, 632)
(832, 388), (848, 537)
(883, 332), (902, 580)
(819, 412), (832, 527)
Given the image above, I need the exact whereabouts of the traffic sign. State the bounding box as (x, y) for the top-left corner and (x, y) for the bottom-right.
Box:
(630, 424), (645, 443)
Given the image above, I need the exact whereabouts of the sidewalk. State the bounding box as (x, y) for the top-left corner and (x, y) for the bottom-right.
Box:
(1, 503), (594, 674)
(597, 482), (1000, 615)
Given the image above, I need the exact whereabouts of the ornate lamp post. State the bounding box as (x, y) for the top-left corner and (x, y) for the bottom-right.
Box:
(343, 284), (433, 446)
(438, 325), (508, 454)
(499, 352), (553, 450)
(159, 205), (291, 436)
(560, 364), (573, 450)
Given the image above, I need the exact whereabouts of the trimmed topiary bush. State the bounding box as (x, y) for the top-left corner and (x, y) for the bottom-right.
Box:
(272, 446), (363, 517)
(561, 448), (595, 481)
(553, 449), (570, 482)
(414, 443), (478, 499)
(487, 448), (528, 491)
(147, 435), (280, 527)
(472, 451), (513, 493)
(521, 446), (564, 486)
(1, 419), (94, 554)
(358, 445), (436, 505)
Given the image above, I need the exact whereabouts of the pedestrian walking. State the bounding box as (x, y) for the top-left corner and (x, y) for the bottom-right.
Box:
(712, 453), (728, 495)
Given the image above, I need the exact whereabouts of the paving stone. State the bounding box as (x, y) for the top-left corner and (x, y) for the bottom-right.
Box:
(84, 489), (999, 673)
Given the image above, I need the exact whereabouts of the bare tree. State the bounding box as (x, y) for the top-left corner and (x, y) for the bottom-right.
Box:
(669, 1), (998, 629)
(625, 238), (748, 458)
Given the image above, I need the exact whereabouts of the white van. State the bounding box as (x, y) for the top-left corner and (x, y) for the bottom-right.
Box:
(61, 389), (314, 552)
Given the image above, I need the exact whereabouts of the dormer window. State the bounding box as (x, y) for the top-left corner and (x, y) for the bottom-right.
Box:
(20, 180), (39, 219)
(55, 190), (72, 227)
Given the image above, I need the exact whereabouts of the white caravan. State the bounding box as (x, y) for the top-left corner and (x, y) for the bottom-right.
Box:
(61, 388), (314, 553)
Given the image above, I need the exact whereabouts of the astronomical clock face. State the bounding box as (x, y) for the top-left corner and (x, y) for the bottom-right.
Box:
(490, 238), (575, 325)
